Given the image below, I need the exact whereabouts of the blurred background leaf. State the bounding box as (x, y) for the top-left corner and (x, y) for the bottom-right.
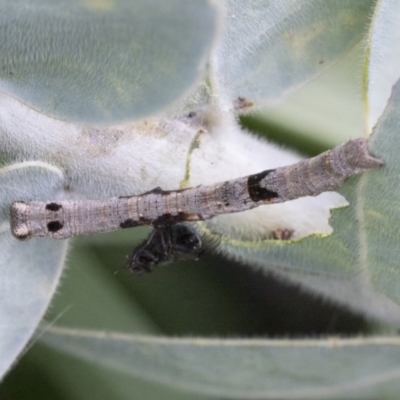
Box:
(39, 327), (400, 399)
(364, 0), (400, 131)
(242, 41), (367, 153)
(0, 0), (221, 124)
(180, 0), (374, 112)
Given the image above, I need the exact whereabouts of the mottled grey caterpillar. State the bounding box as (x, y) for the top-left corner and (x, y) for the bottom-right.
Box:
(10, 138), (383, 241)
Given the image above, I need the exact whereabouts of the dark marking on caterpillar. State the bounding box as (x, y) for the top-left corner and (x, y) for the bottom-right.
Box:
(47, 221), (63, 232)
(247, 169), (279, 202)
(45, 202), (62, 211)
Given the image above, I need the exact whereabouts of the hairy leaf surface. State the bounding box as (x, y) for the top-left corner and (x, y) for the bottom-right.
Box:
(40, 326), (400, 399)
(0, 163), (66, 378)
(0, 0), (221, 123)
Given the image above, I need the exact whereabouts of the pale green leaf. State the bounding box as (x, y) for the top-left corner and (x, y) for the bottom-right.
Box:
(32, 341), (211, 400)
(363, 0), (400, 132)
(0, 162), (66, 379)
(255, 41), (367, 148)
(0, 0), (221, 124)
(40, 326), (400, 399)
(213, 0), (374, 106)
(35, 243), (212, 400)
(215, 78), (400, 325)
(45, 241), (160, 334)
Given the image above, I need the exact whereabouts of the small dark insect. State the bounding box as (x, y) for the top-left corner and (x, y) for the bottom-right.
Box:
(127, 223), (220, 274)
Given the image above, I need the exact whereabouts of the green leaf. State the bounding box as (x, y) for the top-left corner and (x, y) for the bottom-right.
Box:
(45, 241), (160, 334)
(250, 41), (368, 149)
(40, 326), (400, 398)
(0, 0), (221, 123)
(216, 78), (400, 325)
(7, 340), (214, 400)
(213, 0), (374, 106)
(0, 162), (67, 379)
(363, 0), (400, 132)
